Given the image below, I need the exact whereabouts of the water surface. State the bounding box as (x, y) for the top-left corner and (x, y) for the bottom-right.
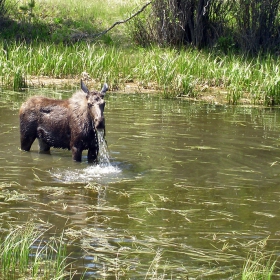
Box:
(1, 90), (280, 279)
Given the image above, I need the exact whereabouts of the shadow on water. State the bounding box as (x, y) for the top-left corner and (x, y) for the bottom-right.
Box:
(1, 89), (280, 279)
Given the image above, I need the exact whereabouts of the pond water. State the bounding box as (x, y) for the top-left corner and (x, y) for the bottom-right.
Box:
(0, 89), (280, 279)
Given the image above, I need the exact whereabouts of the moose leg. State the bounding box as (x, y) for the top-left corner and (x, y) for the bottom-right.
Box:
(20, 133), (36, 151)
(88, 148), (98, 163)
(71, 146), (82, 162)
(38, 138), (50, 153)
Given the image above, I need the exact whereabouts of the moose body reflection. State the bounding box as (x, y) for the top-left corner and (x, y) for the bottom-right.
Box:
(19, 80), (108, 162)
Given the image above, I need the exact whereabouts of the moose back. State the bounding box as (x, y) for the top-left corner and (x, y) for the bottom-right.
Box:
(19, 80), (108, 162)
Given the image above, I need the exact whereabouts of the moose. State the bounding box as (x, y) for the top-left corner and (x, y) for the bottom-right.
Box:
(19, 80), (108, 162)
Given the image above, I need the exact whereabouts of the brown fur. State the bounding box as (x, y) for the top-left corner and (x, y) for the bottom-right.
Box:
(19, 81), (108, 162)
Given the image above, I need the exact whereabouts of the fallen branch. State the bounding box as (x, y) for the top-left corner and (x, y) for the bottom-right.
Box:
(92, 1), (152, 38)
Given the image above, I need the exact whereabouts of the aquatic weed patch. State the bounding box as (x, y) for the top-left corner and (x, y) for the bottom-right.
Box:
(242, 251), (277, 280)
(1, 220), (277, 279)
(0, 179), (279, 279)
(0, 221), (72, 280)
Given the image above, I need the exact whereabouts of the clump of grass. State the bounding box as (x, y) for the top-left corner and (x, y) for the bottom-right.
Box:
(1, 222), (35, 277)
(145, 249), (167, 280)
(13, 69), (27, 91)
(266, 79), (280, 106)
(242, 251), (277, 280)
(0, 221), (72, 280)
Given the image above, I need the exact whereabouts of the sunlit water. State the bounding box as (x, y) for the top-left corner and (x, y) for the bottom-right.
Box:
(1, 90), (280, 279)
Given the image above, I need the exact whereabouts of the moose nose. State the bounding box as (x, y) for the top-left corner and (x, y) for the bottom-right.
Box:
(95, 117), (105, 129)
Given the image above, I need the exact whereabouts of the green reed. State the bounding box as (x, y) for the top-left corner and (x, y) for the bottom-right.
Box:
(0, 223), (34, 277)
(1, 39), (280, 104)
(3, 0), (280, 103)
(242, 251), (277, 280)
(0, 222), (71, 280)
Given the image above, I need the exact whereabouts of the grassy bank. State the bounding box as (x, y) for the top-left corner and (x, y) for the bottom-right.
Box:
(1, 0), (280, 104)
(2, 41), (280, 105)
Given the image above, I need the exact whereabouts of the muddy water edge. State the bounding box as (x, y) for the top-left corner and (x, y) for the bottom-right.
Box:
(1, 88), (280, 279)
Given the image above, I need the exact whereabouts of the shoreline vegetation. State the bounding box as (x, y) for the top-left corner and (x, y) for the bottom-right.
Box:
(0, 0), (280, 105)
(2, 41), (280, 106)
(0, 220), (277, 279)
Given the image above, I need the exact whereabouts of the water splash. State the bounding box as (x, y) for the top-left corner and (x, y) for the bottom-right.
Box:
(53, 164), (121, 183)
(97, 129), (110, 166)
(52, 130), (121, 183)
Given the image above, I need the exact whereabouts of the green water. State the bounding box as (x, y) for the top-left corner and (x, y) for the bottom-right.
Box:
(0, 90), (280, 279)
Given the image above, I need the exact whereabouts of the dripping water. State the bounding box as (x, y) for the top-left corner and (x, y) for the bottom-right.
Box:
(51, 129), (121, 183)
(97, 129), (110, 166)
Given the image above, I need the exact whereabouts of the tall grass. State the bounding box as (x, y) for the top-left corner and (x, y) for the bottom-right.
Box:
(242, 251), (277, 280)
(1, 40), (280, 104)
(0, 221), (71, 280)
(2, 0), (280, 104)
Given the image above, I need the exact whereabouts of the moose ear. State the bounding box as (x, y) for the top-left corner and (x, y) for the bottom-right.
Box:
(81, 80), (90, 94)
(100, 83), (108, 96)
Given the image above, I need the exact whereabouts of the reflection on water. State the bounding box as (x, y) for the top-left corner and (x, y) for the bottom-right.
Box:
(1, 90), (280, 279)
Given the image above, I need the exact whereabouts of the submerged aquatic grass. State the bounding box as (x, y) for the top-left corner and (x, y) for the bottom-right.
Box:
(0, 180), (279, 280)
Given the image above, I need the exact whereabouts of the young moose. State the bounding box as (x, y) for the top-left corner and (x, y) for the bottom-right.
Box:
(19, 80), (108, 162)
